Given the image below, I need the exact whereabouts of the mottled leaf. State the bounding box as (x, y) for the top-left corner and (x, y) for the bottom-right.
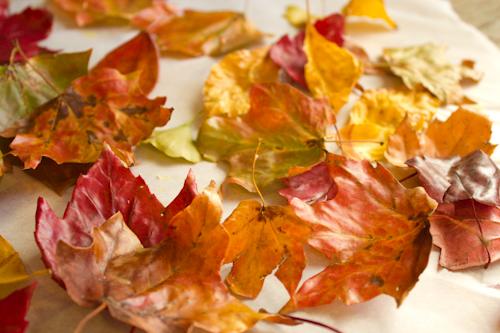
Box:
(145, 122), (201, 163)
(342, 0), (397, 29)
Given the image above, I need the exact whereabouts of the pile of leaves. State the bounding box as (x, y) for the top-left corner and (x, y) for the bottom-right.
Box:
(0, 0), (499, 332)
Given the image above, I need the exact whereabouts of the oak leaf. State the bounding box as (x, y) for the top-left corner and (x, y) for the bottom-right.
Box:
(10, 67), (172, 169)
(150, 10), (263, 57)
(197, 82), (335, 191)
(0, 282), (36, 333)
(282, 154), (436, 311)
(204, 47), (279, 117)
(145, 122), (201, 163)
(340, 89), (438, 160)
(342, 0), (397, 29)
(223, 200), (312, 298)
(35, 147), (198, 283)
(385, 108), (496, 166)
(382, 43), (482, 104)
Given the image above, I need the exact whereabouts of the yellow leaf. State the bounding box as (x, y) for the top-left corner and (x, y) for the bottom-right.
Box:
(145, 122), (201, 163)
(204, 47), (279, 117)
(342, 0), (397, 29)
(340, 89), (439, 160)
(304, 24), (362, 112)
(283, 5), (312, 28)
(0, 235), (30, 299)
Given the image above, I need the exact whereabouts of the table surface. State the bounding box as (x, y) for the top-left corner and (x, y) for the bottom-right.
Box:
(451, 0), (500, 47)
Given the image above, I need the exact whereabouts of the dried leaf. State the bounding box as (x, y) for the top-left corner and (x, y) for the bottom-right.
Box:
(145, 122), (201, 163)
(0, 282), (36, 333)
(197, 83), (335, 191)
(282, 154), (436, 311)
(283, 5), (311, 28)
(385, 108), (496, 166)
(0, 51), (90, 135)
(204, 47), (279, 117)
(0, 6), (53, 63)
(151, 10), (263, 57)
(304, 24), (362, 111)
(224, 200), (312, 298)
(130, 0), (178, 31)
(35, 147), (198, 283)
(407, 151), (499, 206)
(10, 67), (172, 169)
(92, 32), (159, 95)
(382, 44), (482, 104)
(340, 89), (439, 160)
(342, 0), (397, 29)
(0, 235), (31, 299)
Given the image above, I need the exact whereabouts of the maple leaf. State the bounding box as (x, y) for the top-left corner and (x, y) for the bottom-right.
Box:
(382, 43), (482, 104)
(430, 200), (500, 270)
(149, 10), (263, 57)
(204, 47), (279, 117)
(282, 154), (436, 311)
(407, 150), (499, 206)
(92, 31), (159, 95)
(9, 67), (172, 169)
(339, 89), (439, 160)
(145, 122), (201, 163)
(0, 5), (53, 63)
(342, 0), (397, 29)
(0, 51), (90, 136)
(197, 82), (335, 191)
(0, 282), (36, 333)
(0, 235), (31, 299)
(35, 147), (198, 283)
(223, 200), (312, 298)
(385, 108), (496, 166)
(304, 24), (362, 111)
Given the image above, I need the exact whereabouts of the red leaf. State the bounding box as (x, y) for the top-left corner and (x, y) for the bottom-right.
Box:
(0, 282), (37, 333)
(313, 13), (345, 47)
(0, 0), (7, 18)
(35, 147), (197, 283)
(0, 6), (53, 63)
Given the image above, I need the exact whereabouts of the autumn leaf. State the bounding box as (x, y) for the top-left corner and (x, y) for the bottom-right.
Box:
(385, 108), (496, 166)
(430, 200), (500, 270)
(35, 147), (198, 283)
(145, 122), (201, 163)
(339, 89), (438, 160)
(149, 10), (263, 57)
(304, 24), (362, 111)
(0, 51), (90, 136)
(0, 235), (31, 299)
(130, 0), (178, 31)
(382, 43), (482, 104)
(342, 0), (397, 29)
(204, 47), (279, 117)
(92, 32), (159, 95)
(197, 82), (335, 191)
(10, 67), (172, 169)
(0, 5), (53, 63)
(224, 200), (312, 298)
(283, 5), (313, 28)
(0, 282), (36, 333)
(282, 154), (436, 311)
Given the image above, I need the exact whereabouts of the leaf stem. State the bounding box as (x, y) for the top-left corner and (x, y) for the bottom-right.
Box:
(252, 138), (266, 206)
(283, 315), (344, 333)
(74, 303), (107, 333)
(398, 172), (417, 183)
(31, 269), (50, 277)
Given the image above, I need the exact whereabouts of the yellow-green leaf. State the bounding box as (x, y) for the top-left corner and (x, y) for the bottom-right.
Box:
(145, 122), (201, 163)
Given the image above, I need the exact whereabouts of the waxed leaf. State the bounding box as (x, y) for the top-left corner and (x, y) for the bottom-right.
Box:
(204, 47), (279, 117)
(0, 5), (53, 63)
(145, 122), (201, 163)
(197, 82), (335, 191)
(0, 282), (36, 333)
(92, 32), (159, 95)
(340, 89), (439, 160)
(382, 44), (482, 104)
(342, 0), (397, 29)
(0, 235), (31, 299)
(407, 150), (499, 206)
(0, 51), (90, 136)
(385, 108), (496, 166)
(282, 154), (436, 311)
(224, 200), (312, 298)
(304, 24), (362, 111)
(35, 147), (198, 283)
(150, 10), (263, 57)
(430, 200), (500, 270)
(10, 67), (172, 169)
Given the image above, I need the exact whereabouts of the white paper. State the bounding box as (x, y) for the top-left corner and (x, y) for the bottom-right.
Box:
(1, 1), (500, 332)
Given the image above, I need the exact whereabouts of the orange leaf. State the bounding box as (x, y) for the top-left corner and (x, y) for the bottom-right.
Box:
(342, 0), (397, 29)
(224, 200), (312, 298)
(282, 154), (436, 311)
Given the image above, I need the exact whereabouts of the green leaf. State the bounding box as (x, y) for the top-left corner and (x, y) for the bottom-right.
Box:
(145, 122), (201, 163)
